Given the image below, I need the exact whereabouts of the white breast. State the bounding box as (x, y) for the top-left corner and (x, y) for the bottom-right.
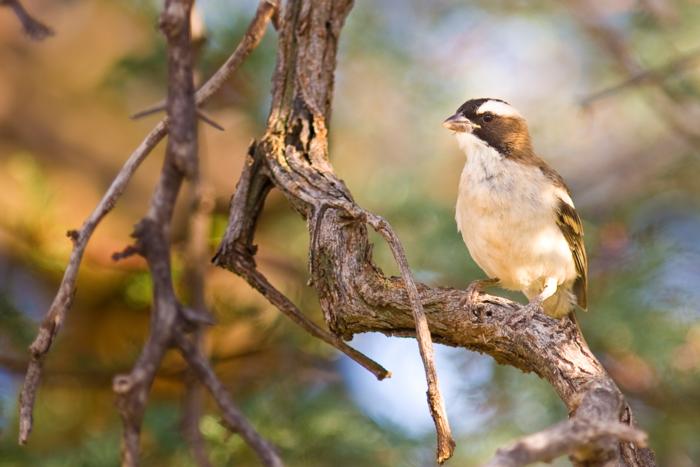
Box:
(454, 133), (576, 295)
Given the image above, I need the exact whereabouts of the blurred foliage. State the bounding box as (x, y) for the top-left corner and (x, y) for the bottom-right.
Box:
(1, 0), (700, 466)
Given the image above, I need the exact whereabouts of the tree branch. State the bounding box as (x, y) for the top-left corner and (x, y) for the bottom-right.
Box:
(113, 1), (198, 462)
(345, 207), (455, 461)
(18, 0), (277, 445)
(483, 418), (646, 467)
(174, 330), (283, 467)
(567, 0), (700, 146)
(111, 2), (281, 465)
(1, 0), (53, 40)
(580, 47), (700, 107)
(180, 181), (215, 467)
(213, 143), (390, 381)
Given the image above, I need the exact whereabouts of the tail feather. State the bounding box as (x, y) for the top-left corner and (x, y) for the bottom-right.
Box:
(543, 287), (576, 318)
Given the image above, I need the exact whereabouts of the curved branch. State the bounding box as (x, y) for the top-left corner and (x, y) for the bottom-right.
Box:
(483, 418), (646, 467)
(579, 47), (700, 107)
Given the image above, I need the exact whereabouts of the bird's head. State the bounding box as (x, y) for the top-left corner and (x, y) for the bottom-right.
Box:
(443, 98), (533, 157)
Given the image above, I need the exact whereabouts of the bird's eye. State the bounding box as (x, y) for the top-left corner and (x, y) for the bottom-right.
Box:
(482, 114), (494, 123)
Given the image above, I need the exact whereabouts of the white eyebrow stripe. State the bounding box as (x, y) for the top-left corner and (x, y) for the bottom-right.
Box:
(476, 100), (523, 118)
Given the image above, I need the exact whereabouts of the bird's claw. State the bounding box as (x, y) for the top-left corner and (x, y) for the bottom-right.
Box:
(460, 278), (499, 308)
(508, 300), (542, 327)
(461, 281), (482, 308)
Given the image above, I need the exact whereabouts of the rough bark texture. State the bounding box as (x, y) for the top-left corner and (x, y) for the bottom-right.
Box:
(213, 0), (656, 465)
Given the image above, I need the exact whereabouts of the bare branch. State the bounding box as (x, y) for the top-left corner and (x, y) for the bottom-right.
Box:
(113, 4), (280, 464)
(130, 100), (167, 120)
(335, 274), (657, 466)
(182, 366), (212, 467)
(228, 250), (391, 380)
(18, 0), (278, 444)
(194, 0), (279, 105)
(304, 199), (455, 460)
(196, 109), (225, 131)
(18, 119), (167, 445)
(567, 0), (700, 146)
(213, 145), (390, 381)
(112, 1), (198, 463)
(131, 102), (225, 131)
(180, 179), (215, 467)
(174, 330), (283, 467)
(483, 414), (647, 467)
(580, 47), (700, 107)
(214, 0), (457, 459)
(1, 0), (53, 40)
(360, 211), (455, 463)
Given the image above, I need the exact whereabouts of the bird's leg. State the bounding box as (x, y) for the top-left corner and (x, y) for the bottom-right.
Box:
(509, 277), (558, 326)
(461, 277), (500, 307)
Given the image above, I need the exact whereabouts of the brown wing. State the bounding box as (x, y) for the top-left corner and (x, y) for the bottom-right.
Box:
(555, 198), (588, 310)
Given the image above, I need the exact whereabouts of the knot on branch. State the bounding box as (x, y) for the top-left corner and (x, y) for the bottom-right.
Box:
(130, 218), (169, 261)
(28, 326), (55, 357)
(112, 374), (136, 395)
(213, 241), (258, 272)
(66, 229), (80, 245)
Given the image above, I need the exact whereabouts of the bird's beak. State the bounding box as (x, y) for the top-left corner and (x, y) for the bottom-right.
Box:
(442, 113), (473, 133)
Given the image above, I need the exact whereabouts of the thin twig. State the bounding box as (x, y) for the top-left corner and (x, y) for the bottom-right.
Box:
(131, 102), (225, 131)
(213, 145), (390, 381)
(567, 0), (700, 145)
(295, 191), (454, 461)
(180, 175), (214, 467)
(580, 47), (700, 107)
(194, 0), (279, 105)
(174, 330), (284, 467)
(18, 0), (278, 445)
(18, 120), (167, 445)
(232, 256), (391, 380)
(482, 418), (647, 467)
(196, 109), (225, 131)
(182, 366), (212, 467)
(130, 101), (167, 120)
(1, 0), (53, 40)
(361, 211), (455, 463)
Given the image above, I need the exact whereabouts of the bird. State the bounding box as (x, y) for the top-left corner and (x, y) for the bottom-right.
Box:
(442, 98), (587, 319)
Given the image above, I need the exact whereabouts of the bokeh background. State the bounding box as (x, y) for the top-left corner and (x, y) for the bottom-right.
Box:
(1, 0), (700, 465)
